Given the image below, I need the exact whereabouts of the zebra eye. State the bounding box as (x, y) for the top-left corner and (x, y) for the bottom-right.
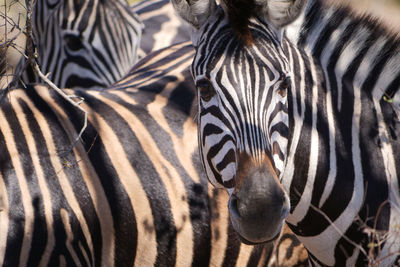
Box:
(64, 33), (84, 51)
(279, 76), (291, 90)
(197, 79), (216, 102)
(275, 75), (291, 97)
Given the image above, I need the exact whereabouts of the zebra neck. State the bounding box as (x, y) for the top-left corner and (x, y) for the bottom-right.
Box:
(285, 0), (400, 113)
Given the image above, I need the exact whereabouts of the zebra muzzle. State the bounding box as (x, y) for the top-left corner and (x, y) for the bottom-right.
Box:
(228, 157), (290, 244)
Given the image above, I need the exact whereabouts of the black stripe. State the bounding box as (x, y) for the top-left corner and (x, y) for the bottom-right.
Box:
(247, 244), (272, 267)
(25, 87), (96, 265)
(362, 39), (399, 94)
(221, 223), (241, 267)
(216, 149), (236, 172)
(311, 7), (350, 59)
(17, 99), (48, 266)
(0, 112), (24, 267)
(54, 90), (138, 266)
(298, 0), (322, 47)
(288, 53), (313, 215)
(384, 72), (400, 100)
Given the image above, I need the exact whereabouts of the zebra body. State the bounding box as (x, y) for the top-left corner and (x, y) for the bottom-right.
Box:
(17, 0), (142, 89)
(132, 0), (191, 58)
(172, 0), (400, 266)
(0, 42), (307, 266)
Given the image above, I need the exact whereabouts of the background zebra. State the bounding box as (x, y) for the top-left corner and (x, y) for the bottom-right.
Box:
(0, 41), (308, 266)
(15, 0), (142, 90)
(131, 0), (191, 58)
(4, 0), (192, 91)
(171, 0), (400, 266)
(16, 0), (143, 88)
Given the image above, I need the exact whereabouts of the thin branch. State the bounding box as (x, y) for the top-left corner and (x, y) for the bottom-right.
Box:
(1, 0), (27, 91)
(24, 0), (88, 154)
(32, 63), (88, 151)
(306, 197), (369, 257)
(294, 187), (399, 266)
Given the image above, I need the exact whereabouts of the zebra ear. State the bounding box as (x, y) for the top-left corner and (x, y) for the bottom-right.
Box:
(256, 0), (307, 28)
(171, 0), (216, 29)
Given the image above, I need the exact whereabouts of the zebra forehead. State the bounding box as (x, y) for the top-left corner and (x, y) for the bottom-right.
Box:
(221, 0), (258, 45)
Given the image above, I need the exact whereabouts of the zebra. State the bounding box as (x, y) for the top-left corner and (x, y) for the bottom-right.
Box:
(171, 0), (400, 266)
(11, 0), (192, 90)
(131, 0), (191, 58)
(0, 41), (307, 266)
(16, 0), (143, 89)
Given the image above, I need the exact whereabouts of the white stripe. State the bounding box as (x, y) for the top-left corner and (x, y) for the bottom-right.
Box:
(0, 104), (34, 267)
(217, 65), (245, 151)
(282, 46), (306, 190)
(298, 78), (364, 267)
(372, 97), (400, 267)
(13, 96), (56, 266)
(318, 18), (351, 110)
(220, 162), (237, 184)
(269, 111), (288, 132)
(289, 55), (319, 225)
(60, 208), (82, 266)
(346, 246), (360, 267)
(212, 140), (235, 169)
(334, 27), (370, 111)
(372, 50), (400, 100)
(304, 7), (335, 53)
(319, 37), (387, 208)
(393, 92), (400, 120)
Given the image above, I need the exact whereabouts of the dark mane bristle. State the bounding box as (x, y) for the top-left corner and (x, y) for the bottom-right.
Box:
(222, 0), (257, 45)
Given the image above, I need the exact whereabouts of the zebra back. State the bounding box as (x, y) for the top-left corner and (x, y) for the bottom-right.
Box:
(132, 0), (191, 58)
(0, 41), (307, 266)
(16, 0), (142, 89)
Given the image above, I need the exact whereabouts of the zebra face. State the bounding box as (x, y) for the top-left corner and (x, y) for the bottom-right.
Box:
(31, 0), (142, 89)
(192, 8), (292, 244)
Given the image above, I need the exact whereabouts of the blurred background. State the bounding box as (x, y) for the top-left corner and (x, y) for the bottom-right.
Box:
(327, 0), (400, 30)
(1, 0), (400, 89)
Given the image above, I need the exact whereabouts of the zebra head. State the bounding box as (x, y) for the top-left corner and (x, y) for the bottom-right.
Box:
(172, 0), (307, 244)
(30, 0), (142, 89)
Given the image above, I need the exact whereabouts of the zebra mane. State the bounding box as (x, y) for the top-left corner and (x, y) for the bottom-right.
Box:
(300, 0), (400, 56)
(221, 0), (258, 45)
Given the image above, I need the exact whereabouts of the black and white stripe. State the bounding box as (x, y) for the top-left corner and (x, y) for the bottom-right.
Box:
(172, 0), (400, 266)
(0, 41), (307, 266)
(17, 0), (142, 89)
(132, 0), (191, 58)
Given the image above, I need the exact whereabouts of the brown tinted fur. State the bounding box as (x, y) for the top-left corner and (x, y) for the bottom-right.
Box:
(222, 0), (257, 45)
(272, 226), (309, 267)
(235, 152), (280, 192)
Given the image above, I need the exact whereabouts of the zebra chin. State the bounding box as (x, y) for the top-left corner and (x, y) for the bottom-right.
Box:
(227, 154), (290, 245)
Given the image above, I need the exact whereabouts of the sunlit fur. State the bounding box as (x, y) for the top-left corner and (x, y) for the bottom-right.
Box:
(182, 0), (400, 265)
